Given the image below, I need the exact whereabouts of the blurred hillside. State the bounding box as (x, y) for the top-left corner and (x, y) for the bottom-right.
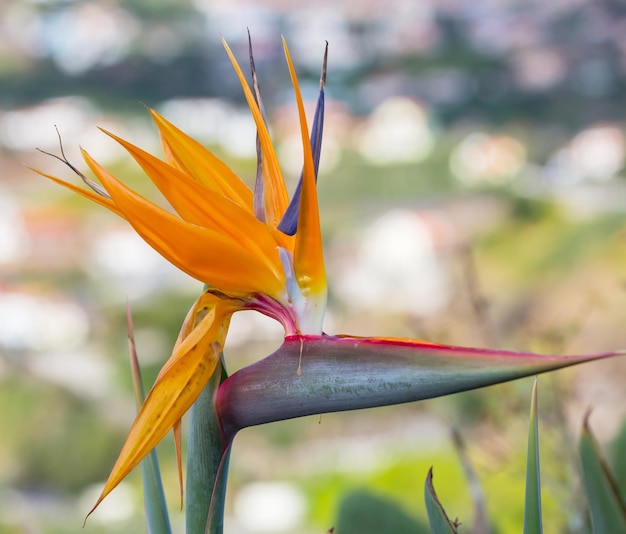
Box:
(2, 0), (626, 126)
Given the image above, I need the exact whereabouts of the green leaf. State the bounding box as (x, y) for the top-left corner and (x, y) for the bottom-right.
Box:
(523, 377), (542, 534)
(141, 450), (173, 534)
(609, 416), (626, 502)
(335, 490), (429, 534)
(579, 413), (626, 534)
(127, 305), (172, 534)
(215, 335), (626, 439)
(424, 468), (459, 533)
(186, 360), (230, 534)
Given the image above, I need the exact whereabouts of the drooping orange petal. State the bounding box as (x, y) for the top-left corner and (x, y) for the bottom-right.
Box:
(282, 39), (327, 301)
(33, 169), (124, 218)
(170, 292), (200, 510)
(81, 149), (286, 297)
(87, 296), (236, 519)
(173, 416), (183, 508)
(148, 109), (254, 212)
(159, 290), (224, 379)
(222, 38), (289, 228)
(102, 129), (285, 277)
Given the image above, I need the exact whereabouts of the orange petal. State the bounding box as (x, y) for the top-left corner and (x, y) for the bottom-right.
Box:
(102, 130), (285, 276)
(148, 109), (254, 212)
(87, 296), (236, 519)
(81, 149), (285, 297)
(173, 419), (183, 510)
(222, 38), (289, 228)
(282, 40), (327, 299)
(33, 169), (124, 218)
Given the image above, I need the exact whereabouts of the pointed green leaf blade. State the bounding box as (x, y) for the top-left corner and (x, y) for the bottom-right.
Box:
(186, 361), (231, 534)
(579, 414), (626, 534)
(127, 304), (172, 534)
(141, 450), (173, 534)
(424, 468), (459, 533)
(609, 416), (626, 501)
(216, 335), (625, 438)
(523, 377), (542, 534)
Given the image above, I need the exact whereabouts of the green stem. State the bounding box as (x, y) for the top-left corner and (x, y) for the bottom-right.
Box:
(186, 361), (230, 534)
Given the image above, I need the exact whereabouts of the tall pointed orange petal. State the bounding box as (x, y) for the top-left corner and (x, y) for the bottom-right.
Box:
(282, 39), (327, 299)
(102, 129), (212, 225)
(87, 300), (234, 519)
(222, 38), (289, 228)
(101, 130), (285, 278)
(33, 169), (124, 218)
(148, 109), (253, 211)
(81, 150), (285, 297)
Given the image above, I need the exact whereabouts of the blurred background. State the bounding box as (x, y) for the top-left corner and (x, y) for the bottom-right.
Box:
(1, 0), (626, 532)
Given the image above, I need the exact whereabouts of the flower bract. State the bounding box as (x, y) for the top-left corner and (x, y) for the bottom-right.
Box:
(37, 37), (328, 514)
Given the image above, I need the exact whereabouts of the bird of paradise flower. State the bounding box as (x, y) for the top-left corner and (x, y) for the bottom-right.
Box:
(36, 36), (625, 531)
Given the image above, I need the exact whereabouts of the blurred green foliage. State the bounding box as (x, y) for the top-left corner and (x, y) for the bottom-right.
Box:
(610, 419), (626, 502)
(336, 490), (429, 534)
(0, 378), (124, 493)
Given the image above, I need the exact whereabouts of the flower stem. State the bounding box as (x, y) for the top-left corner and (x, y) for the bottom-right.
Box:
(186, 361), (230, 534)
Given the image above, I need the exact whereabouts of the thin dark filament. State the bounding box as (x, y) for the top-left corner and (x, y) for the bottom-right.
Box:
(312, 40), (329, 176)
(37, 126), (111, 199)
(320, 40), (328, 89)
(248, 29), (267, 222)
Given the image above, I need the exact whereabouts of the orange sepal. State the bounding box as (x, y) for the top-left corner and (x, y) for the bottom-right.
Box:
(173, 419), (183, 510)
(282, 39), (327, 299)
(101, 130), (285, 277)
(32, 169), (124, 218)
(86, 295), (236, 520)
(148, 109), (253, 212)
(81, 149), (285, 297)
